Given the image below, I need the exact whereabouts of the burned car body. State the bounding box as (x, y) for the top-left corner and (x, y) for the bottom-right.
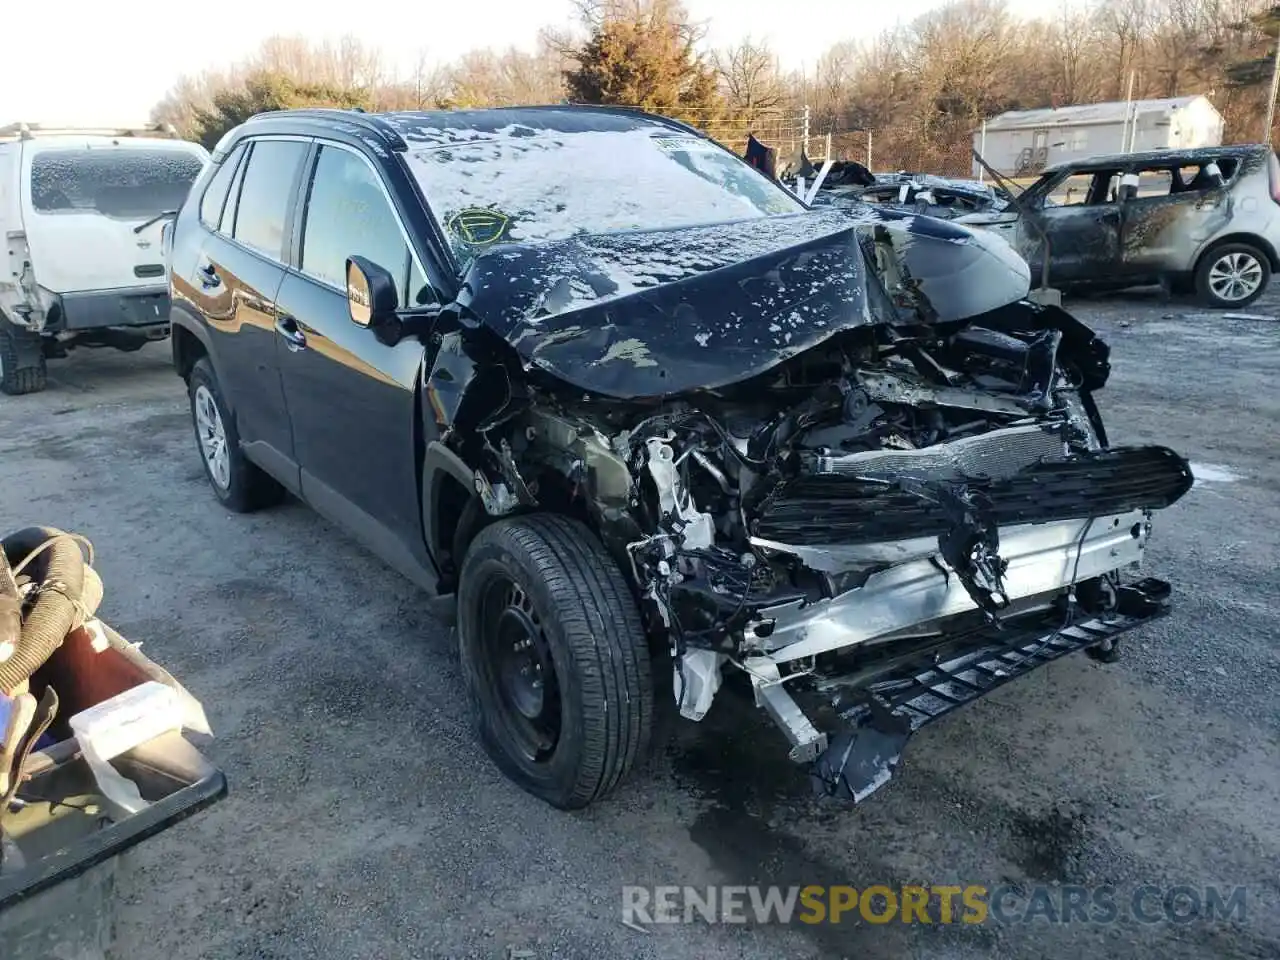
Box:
(817, 171), (1013, 222)
(166, 106), (1193, 809)
(960, 144), (1280, 308)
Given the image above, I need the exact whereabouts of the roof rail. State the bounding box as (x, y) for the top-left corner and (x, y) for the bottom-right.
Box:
(247, 108), (407, 151)
(548, 102), (708, 137)
(0, 121), (182, 141)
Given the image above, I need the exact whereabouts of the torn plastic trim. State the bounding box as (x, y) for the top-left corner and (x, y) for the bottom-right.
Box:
(808, 577), (1172, 803)
(749, 509), (1151, 663)
(644, 438), (715, 551)
(0, 234), (50, 332)
(675, 647), (725, 721)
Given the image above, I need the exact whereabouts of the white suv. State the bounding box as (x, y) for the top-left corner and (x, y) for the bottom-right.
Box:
(0, 124), (209, 394)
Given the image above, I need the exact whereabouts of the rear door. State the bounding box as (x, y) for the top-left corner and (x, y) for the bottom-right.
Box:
(1119, 159), (1235, 277)
(183, 137), (309, 485)
(273, 140), (437, 569)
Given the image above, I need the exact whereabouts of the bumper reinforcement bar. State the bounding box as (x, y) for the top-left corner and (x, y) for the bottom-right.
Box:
(804, 577), (1171, 803)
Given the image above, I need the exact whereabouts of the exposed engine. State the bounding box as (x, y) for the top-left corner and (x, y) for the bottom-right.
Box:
(484, 300), (1192, 752)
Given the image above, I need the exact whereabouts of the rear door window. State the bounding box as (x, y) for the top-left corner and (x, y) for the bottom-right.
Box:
(199, 144), (246, 229)
(231, 139), (308, 261)
(29, 148), (205, 219)
(220, 149), (249, 235)
(1167, 159), (1236, 193)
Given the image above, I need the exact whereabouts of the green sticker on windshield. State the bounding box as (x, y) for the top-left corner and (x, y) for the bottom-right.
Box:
(447, 207), (511, 245)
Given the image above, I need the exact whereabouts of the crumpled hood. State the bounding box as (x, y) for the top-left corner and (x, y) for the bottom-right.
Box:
(455, 206), (1031, 399)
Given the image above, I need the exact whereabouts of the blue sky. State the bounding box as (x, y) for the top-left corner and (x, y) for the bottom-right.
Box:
(3, 0), (1047, 125)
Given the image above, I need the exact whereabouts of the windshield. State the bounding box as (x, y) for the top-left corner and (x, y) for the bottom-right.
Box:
(404, 127), (805, 267)
(29, 148), (205, 220)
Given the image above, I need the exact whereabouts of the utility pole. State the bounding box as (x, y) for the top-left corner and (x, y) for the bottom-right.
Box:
(978, 120), (987, 182)
(1122, 70), (1135, 153)
(1265, 38), (1280, 144)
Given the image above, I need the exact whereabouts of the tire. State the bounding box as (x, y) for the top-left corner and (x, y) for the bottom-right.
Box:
(1194, 242), (1271, 308)
(187, 357), (284, 512)
(0, 321), (48, 396)
(457, 513), (654, 809)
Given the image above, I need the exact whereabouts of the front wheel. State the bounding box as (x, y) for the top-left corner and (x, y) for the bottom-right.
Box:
(457, 513), (654, 809)
(1195, 243), (1271, 308)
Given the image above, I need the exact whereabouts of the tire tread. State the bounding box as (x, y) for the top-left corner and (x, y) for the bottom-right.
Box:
(0, 325), (47, 396)
(460, 513), (653, 808)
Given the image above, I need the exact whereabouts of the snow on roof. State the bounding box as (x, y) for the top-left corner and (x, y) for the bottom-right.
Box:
(982, 96), (1213, 132)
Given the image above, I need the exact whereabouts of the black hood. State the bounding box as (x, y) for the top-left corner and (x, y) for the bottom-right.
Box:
(454, 207), (1031, 399)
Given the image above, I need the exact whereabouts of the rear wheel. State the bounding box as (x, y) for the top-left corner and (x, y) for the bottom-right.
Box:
(0, 319), (48, 396)
(1194, 243), (1270, 308)
(457, 513), (654, 809)
(187, 357), (284, 512)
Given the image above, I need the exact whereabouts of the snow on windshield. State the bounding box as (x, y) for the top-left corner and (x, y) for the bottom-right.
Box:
(29, 148), (205, 220)
(403, 126), (803, 265)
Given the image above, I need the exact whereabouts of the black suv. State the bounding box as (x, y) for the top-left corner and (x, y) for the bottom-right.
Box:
(166, 107), (1191, 810)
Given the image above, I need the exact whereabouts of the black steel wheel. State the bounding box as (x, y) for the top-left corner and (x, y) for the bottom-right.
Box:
(477, 575), (563, 764)
(457, 513), (653, 809)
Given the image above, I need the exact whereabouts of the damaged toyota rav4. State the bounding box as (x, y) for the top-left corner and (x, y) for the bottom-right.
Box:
(166, 106), (1194, 809)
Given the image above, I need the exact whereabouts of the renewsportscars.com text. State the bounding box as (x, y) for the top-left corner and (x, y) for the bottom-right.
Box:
(622, 884), (1249, 926)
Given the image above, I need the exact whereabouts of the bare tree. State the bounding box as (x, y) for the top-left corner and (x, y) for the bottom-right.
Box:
(1051, 0), (1106, 103)
(150, 0), (1280, 174)
(1096, 0), (1152, 97)
(714, 38), (784, 110)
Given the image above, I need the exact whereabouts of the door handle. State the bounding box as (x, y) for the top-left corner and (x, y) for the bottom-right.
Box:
(274, 314), (307, 351)
(198, 261), (221, 290)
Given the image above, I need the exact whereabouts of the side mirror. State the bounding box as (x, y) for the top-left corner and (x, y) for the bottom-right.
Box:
(346, 256), (398, 328)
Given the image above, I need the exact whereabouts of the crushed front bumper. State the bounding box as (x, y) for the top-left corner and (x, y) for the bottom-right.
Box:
(793, 577), (1170, 803)
(749, 509), (1153, 664)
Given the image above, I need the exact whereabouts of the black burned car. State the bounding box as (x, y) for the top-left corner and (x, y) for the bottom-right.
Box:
(816, 170), (1014, 221)
(165, 107), (1193, 809)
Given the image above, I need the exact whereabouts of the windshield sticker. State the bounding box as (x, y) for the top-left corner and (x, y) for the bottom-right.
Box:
(652, 136), (722, 154)
(447, 207), (512, 245)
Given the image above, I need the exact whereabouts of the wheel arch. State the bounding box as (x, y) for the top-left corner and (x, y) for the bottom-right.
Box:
(421, 440), (634, 596)
(169, 310), (215, 380)
(422, 441), (484, 590)
(1195, 232), (1279, 272)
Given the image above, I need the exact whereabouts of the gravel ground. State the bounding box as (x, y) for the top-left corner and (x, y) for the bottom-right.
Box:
(1, 287), (1276, 960)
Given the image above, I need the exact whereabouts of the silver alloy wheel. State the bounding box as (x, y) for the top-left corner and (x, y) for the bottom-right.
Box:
(1207, 251), (1264, 303)
(194, 384), (231, 490)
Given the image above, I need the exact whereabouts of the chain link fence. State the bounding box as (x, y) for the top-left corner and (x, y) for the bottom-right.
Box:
(640, 106), (983, 180)
(653, 109), (811, 159)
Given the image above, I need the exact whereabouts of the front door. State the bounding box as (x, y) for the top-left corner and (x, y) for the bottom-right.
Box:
(274, 141), (437, 573)
(1021, 169), (1123, 284)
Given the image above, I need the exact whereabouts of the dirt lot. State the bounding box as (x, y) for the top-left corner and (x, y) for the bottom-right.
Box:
(1, 288), (1277, 960)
